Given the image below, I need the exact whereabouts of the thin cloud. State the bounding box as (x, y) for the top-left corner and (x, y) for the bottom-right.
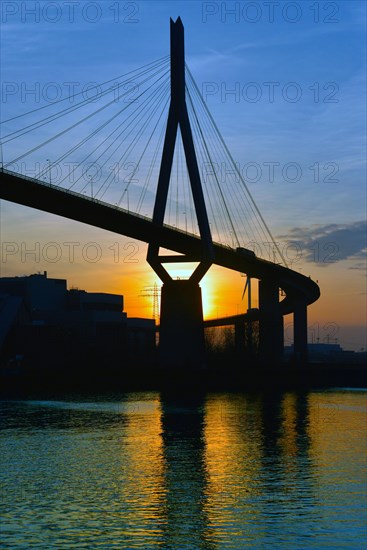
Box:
(278, 221), (367, 267)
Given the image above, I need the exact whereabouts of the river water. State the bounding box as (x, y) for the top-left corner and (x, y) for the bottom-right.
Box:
(1, 390), (366, 549)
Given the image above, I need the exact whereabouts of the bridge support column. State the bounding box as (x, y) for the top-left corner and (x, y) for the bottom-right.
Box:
(293, 299), (308, 364)
(258, 279), (283, 364)
(159, 280), (206, 369)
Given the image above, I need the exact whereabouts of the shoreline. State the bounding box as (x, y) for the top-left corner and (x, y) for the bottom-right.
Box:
(1, 362), (366, 396)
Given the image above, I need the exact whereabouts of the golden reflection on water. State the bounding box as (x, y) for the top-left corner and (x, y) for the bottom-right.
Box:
(117, 395), (166, 543)
(203, 395), (263, 527)
(1, 390), (366, 549)
(157, 391), (366, 548)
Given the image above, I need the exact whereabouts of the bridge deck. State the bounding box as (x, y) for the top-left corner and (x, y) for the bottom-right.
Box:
(0, 169), (320, 315)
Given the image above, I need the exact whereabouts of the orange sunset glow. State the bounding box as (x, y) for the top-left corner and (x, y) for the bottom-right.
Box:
(0, 201), (366, 351)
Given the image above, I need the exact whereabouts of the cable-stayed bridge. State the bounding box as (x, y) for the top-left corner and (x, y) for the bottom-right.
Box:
(0, 18), (319, 367)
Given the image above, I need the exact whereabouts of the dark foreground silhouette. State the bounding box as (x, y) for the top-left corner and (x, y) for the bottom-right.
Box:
(1, 353), (366, 396)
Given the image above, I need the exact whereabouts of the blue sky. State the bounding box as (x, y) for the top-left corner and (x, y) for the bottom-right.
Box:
(1, 1), (365, 228)
(0, 1), (366, 349)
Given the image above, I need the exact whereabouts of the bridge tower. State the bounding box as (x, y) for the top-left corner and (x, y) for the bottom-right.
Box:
(147, 18), (214, 369)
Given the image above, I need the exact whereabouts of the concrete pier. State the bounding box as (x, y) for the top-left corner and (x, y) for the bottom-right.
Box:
(258, 279), (284, 363)
(159, 280), (206, 369)
(293, 299), (308, 364)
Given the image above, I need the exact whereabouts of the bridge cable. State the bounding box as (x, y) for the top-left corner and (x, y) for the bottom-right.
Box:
(186, 66), (287, 266)
(52, 73), (170, 191)
(115, 87), (171, 208)
(186, 96), (228, 243)
(92, 79), (170, 201)
(98, 79), (170, 204)
(186, 72), (259, 247)
(186, 81), (241, 247)
(136, 117), (167, 215)
(6, 64), (169, 170)
(186, 69), (258, 247)
(1, 58), (170, 145)
(97, 78), (170, 202)
(1, 56), (170, 125)
(185, 77), (240, 244)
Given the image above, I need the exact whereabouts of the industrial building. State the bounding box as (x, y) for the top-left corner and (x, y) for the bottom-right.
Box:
(0, 272), (155, 374)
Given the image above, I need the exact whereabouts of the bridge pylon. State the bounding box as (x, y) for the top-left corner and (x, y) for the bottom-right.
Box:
(147, 18), (214, 368)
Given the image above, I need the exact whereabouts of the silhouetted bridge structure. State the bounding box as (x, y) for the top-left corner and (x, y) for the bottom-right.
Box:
(0, 167), (319, 362)
(0, 18), (320, 367)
